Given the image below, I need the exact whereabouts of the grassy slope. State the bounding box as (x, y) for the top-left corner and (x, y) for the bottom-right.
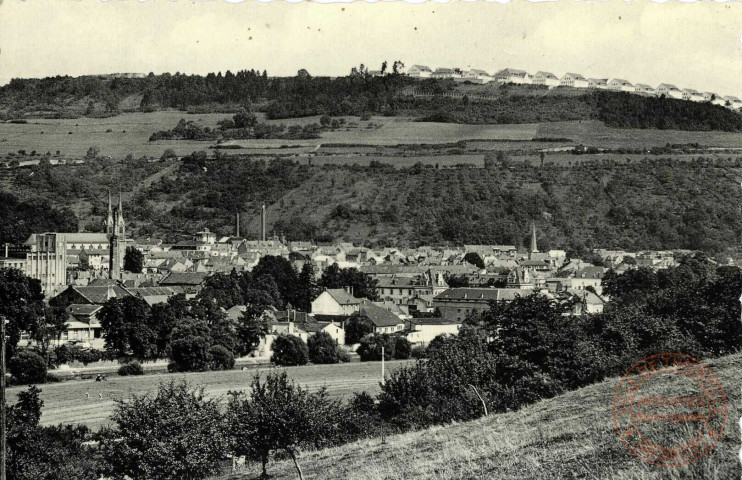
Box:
(227, 353), (742, 480)
(8, 360), (412, 430)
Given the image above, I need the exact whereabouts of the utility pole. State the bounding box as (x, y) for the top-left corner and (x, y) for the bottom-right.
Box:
(381, 345), (385, 385)
(1, 315), (6, 480)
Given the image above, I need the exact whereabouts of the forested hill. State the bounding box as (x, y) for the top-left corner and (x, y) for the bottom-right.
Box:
(7, 155), (742, 255)
(2, 72), (741, 132)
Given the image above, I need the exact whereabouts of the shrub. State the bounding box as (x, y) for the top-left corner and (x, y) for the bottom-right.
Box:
(208, 345), (235, 371)
(338, 349), (352, 363)
(307, 331), (340, 364)
(9, 351), (47, 384)
(271, 334), (309, 367)
(118, 361), (144, 376)
(393, 336), (412, 360)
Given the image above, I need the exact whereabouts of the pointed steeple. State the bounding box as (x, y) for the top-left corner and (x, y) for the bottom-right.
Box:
(530, 221), (539, 254)
(105, 189), (114, 234)
(116, 192), (125, 236)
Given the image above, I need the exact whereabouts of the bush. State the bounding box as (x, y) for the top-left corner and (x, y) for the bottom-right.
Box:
(338, 349), (352, 363)
(208, 345), (235, 371)
(118, 361), (144, 376)
(271, 334), (309, 367)
(393, 336), (412, 359)
(307, 331), (340, 364)
(9, 351), (47, 384)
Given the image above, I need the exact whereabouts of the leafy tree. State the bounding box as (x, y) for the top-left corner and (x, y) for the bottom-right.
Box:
(307, 331), (340, 364)
(227, 372), (340, 480)
(168, 334), (212, 372)
(102, 381), (228, 480)
(318, 264), (379, 301)
(208, 345), (235, 370)
(236, 304), (271, 356)
(0, 267), (45, 359)
(463, 252), (485, 269)
(84, 146), (100, 160)
(160, 148), (177, 161)
(295, 263), (320, 311)
(28, 304), (68, 360)
(251, 256), (298, 307)
(357, 333), (395, 361)
(9, 350), (48, 384)
(98, 296), (152, 359)
(271, 334), (309, 367)
(123, 246), (144, 273)
(343, 316), (374, 344)
(393, 336), (412, 359)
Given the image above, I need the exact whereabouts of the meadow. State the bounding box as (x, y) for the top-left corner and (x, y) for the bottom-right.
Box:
(221, 353), (742, 480)
(6, 360), (413, 430)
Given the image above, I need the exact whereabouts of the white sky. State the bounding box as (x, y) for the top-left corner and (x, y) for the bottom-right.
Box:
(1, 0), (742, 96)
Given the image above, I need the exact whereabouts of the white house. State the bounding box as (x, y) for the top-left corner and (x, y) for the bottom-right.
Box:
(301, 321), (346, 345)
(588, 78), (609, 89)
(407, 65), (432, 78)
(655, 83), (683, 99)
(608, 78), (635, 92)
(682, 89), (704, 102)
(634, 84), (654, 95)
(460, 69), (492, 84)
(532, 71), (560, 87)
(494, 68), (532, 84)
(560, 73), (589, 89)
(702, 92), (718, 102)
(311, 289), (362, 316)
(431, 68), (461, 79)
(349, 300), (405, 335)
(406, 318), (461, 346)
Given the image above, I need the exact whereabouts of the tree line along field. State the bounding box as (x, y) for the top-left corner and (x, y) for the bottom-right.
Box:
(6, 359), (412, 430)
(223, 352), (742, 480)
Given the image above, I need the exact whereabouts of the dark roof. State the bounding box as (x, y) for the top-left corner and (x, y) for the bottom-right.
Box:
(69, 285), (131, 304)
(325, 289), (362, 305)
(275, 310), (315, 323)
(354, 301), (403, 328)
(159, 272), (210, 286)
(67, 304), (103, 316)
(298, 321), (332, 333)
(412, 317), (461, 326)
(434, 288), (527, 302)
(313, 314), (349, 323)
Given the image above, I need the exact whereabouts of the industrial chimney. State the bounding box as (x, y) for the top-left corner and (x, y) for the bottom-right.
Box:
(236, 213), (240, 238)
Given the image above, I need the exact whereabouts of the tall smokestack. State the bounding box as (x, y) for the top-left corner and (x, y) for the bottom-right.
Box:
(261, 204), (266, 241)
(236, 213), (240, 238)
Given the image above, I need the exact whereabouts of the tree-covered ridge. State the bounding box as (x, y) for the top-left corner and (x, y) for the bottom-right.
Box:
(3, 71), (741, 133)
(0, 192), (78, 245)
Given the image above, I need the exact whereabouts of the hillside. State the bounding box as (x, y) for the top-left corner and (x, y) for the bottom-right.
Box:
(4, 155), (742, 254)
(222, 352), (742, 480)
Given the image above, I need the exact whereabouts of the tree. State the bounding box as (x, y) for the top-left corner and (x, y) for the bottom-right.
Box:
(84, 146), (100, 160)
(123, 246), (144, 273)
(9, 350), (47, 384)
(393, 336), (412, 359)
(295, 263), (320, 311)
(463, 252), (485, 269)
(28, 304), (67, 360)
(227, 372), (340, 480)
(344, 316), (374, 345)
(98, 296), (153, 358)
(318, 264), (379, 301)
(307, 331), (340, 364)
(0, 268), (45, 360)
(102, 381), (227, 480)
(357, 333), (395, 361)
(160, 148), (177, 161)
(169, 334), (212, 372)
(271, 334), (309, 366)
(251, 256), (298, 307)
(236, 304), (271, 356)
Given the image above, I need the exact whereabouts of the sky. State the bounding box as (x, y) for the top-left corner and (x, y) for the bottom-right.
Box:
(1, 0), (742, 96)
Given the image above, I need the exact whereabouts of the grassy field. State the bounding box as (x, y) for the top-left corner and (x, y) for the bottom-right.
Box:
(6, 360), (412, 430)
(225, 353), (742, 480)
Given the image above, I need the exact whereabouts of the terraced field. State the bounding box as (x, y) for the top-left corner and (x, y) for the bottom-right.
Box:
(6, 360), (413, 430)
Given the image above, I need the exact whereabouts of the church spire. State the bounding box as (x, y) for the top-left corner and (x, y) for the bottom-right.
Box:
(530, 221), (538, 254)
(105, 189), (114, 234)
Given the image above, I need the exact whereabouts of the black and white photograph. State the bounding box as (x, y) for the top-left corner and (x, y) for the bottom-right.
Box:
(0, 0), (741, 478)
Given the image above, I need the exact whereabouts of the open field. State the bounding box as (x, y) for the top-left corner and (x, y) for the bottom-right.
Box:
(7, 360), (413, 430)
(223, 353), (742, 480)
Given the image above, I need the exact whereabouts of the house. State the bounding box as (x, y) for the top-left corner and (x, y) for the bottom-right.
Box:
(298, 320), (345, 345)
(723, 96), (742, 109)
(62, 304), (104, 349)
(348, 301), (405, 335)
(702, 92), (718, 102)
(532, 71), (560, 87)
(588, 78), (609, 89)
(376, 269), (448, 306)
(559, 73), (589, 89)
(570, 290), (605, 315)
(634, 84), (655, 95)
(494, 68), (532, 84)
(682, 89), (704, 102)
(406, 317), (461, 346)
(407, 65), (432, 78)
(460, 69), (492, 84)
(431, 68), (460, 79)
(158, 271), (210, 295)
(608, 78), (635, 92)
(54, 283), (132, 306)
(311, 288), (362, 316)
(569, 266), (606, 295)
(655, 83), (683, 99)
(433, 287), (528, 322)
